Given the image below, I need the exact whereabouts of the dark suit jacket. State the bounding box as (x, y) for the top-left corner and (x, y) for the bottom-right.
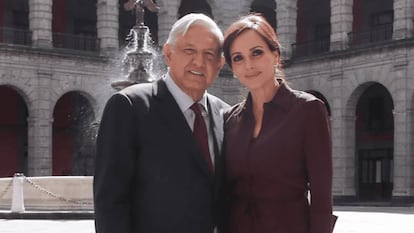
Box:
(223, 81), (333, 233)
(94, 78), (229, 233)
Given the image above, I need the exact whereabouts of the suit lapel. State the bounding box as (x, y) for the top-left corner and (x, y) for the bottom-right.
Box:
(152, 79), (213, 179)
(207, 96), (224, 176)
(207, 96), (226, 198)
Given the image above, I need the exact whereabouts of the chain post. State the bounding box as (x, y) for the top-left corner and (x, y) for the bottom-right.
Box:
(11, 173), (25, 213)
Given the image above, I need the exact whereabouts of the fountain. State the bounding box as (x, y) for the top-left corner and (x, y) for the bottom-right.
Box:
(111, 0), (160, 90)
(96, 0), (161, 150)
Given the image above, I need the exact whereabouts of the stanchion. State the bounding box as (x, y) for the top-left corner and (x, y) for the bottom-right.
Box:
(11, 173), (25, 213)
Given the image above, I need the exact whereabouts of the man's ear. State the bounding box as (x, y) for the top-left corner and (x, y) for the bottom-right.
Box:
(163, 44), (172, 66)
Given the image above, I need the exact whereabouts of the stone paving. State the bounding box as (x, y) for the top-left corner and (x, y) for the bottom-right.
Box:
(333, 206), (414, 233)
(0, 206), (413, 233)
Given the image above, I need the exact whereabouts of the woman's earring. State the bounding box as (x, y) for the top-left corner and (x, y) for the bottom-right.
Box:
(274, 63), (282, 78)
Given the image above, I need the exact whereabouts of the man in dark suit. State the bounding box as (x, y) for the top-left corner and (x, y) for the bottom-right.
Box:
(93, 13), (229, 233)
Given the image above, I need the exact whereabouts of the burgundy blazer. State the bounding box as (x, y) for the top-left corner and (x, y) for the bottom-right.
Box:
(223, 81), (333, 233)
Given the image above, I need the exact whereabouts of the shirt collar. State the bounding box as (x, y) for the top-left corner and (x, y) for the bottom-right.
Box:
(266, 79), (293, 111)
(244, 79), (293, 114)
(164, 72), (208, 113)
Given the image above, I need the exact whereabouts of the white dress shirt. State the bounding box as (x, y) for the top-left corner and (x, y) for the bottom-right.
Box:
(164, 73), (215, 165)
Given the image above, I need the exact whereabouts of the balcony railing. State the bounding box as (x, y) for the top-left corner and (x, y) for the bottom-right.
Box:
(0, 27), (32, 46)
(292, 37), (330, 58)
(349, 24), (393, 48)
(53, 32), (100, 52)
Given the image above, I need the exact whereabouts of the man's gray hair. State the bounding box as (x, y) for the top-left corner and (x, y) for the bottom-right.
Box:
(165, 13), (224, 48)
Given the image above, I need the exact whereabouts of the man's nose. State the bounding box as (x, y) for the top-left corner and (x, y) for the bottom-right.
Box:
(191, 52), (205, 67)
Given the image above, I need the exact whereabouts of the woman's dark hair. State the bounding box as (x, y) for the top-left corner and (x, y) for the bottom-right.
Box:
(223, 14), (281, 68)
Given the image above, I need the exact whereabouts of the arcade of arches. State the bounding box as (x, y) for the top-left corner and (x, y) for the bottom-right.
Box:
(306, 82), (395, 202)
(0, 86), (95, 177)
(0, 82), (398, 202)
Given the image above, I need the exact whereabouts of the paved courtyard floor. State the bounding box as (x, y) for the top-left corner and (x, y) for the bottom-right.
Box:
(0, 206), (413, 233)
(333, 206), (414, 233)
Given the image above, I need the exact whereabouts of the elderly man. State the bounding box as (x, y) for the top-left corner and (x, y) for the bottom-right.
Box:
(94, 13), (229, 233)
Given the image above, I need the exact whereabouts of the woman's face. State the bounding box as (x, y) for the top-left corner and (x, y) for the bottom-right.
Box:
(229, 29), (279, 91)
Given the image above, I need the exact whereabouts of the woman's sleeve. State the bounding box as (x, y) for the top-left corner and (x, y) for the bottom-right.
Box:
(304, 100), (334, 233)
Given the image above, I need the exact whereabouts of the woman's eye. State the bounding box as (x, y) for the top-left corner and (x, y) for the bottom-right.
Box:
(232, 55), (243, 62)
(252, 49), (263, 56)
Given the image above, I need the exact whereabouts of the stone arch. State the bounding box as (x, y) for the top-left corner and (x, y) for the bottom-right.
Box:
(50, 83), (99, 120)
(345, 81), (394, 202)
(0, 84), (29, 177)
(305, 90), (331, 116)
(177, 0), (213, 19)
(249, 0), (277, 31)
(52, 90), (96, 176)
(0, 80), (32, 114)
(289, 70), (333, 116)
(340, 81), (374, 198)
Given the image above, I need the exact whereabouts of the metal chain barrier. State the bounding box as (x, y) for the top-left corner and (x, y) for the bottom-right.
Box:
(0, 179), (13, 200)
(22, 175), (93, 205)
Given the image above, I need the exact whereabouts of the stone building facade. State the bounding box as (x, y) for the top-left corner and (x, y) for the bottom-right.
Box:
(0, 0), (413, 205)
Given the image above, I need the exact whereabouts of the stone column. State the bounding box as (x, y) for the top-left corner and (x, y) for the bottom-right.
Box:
(408, 106), (414, 199)
(29, 0), (53, 48)
(157, 0), (180, 45)
(391, 55), (414, 202)
(27, 71), (53, 176)
(329, 70), (357, 202)
(217, 0), (245, 32)
(276, 0), (297, 60)
(342, 113), (357, 198)
(97, 0), (119, 56)
(393, 0), (414, 40)
(330, 0), (353, 51)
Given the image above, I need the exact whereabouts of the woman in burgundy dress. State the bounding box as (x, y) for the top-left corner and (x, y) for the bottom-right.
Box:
(222, 14), (335, 233)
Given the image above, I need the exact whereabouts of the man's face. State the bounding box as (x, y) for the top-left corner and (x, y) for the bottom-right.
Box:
(163, 25), (224, 100)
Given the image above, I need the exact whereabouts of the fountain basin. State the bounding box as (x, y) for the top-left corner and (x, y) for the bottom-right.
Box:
(0, 176), (93, 211)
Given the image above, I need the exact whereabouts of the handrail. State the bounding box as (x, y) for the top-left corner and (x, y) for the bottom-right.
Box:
(292, 37), (330, 58)
(0, 27), (32, 46)
(349, 24), (393, 47)
(52, 32), (100, 52)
